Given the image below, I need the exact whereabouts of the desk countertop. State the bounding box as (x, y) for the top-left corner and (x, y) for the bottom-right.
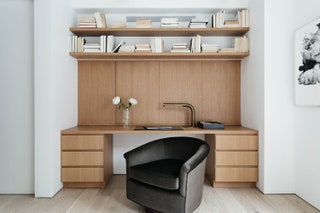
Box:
(61, 125), (258, 135)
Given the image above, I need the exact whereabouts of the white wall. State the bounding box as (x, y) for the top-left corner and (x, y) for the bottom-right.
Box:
(263, 0), (296, 193)
(293, 0), (320, 209)
(34, 0), (77, 197)
(0, 0), (34, 194)
(241, 0), (265, 191)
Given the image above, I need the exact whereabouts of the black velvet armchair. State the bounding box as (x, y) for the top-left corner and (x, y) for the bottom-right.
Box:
(124, 137), (210, 213)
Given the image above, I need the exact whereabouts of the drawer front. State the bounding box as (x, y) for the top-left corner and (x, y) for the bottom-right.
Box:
(61, 135), (104, 150)
(61, 168), (104, 182)
(215, 167), (258, 182)
(61, 152), (104, 166)
(215, 135), (258, 150)
(215, 151), (258, 166)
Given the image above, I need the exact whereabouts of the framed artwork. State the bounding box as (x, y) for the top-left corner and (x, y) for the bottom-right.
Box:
(295, 17), (320, 106)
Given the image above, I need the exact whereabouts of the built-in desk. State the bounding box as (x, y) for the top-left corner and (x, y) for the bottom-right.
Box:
(60, 125), (258, 188)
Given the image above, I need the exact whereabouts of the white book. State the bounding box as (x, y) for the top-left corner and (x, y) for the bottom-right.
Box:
(94, 12), (106, 28)
(107, 35), (114, 53)
(100, 35), (106, 52)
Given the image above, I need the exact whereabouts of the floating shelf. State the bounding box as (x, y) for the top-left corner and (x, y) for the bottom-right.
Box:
(69, 52), (249, 60)
(70, 27), (249, 37)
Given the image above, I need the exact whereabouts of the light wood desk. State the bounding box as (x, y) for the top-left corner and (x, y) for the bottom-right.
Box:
(61, 125), (258, 188)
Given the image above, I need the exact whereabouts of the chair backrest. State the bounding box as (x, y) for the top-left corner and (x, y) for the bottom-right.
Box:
(149, 137), (207, 161)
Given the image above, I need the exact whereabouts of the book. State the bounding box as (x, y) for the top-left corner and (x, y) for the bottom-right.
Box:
(79, 16), (97, 28)
(136, 19), (152, 28)
(110, 21), (126, 28)
(234, 36), (250, 52)
(150, 37), (163, 53)
(119, 45), (135, 53)
(94, 12), (106, 28)
(201, 44), (219, 52)
(188, 18), (208, 28)
(212, 9), (249, 28)
(107, 35), (114, 53)
(113, 40), (125, 53)
(100, 35), (106, 52)
(161, 18), (179, 28)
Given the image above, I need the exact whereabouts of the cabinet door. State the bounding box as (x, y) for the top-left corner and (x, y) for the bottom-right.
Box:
(61, 168), (104, 182)
(215, 135), (258, 150)
(61, 135), (104, 150)
(78, 61), (116, 125)
(61, 152), (104, 166)
(215, 151), (258, 166)
(215, 167), (258, 182)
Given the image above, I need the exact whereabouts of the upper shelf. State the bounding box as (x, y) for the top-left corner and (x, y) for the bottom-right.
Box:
(70, 27), (250, 37)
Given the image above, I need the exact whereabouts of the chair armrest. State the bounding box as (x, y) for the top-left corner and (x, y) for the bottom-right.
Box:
(179, 143), (210, 196)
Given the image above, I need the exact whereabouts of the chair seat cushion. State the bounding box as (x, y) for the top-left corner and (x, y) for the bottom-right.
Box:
(129, 159), (185, 190)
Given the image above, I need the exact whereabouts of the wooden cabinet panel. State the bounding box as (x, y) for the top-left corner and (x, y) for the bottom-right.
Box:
(78, 61), (116, 125)
(215, 151), (258, 166)
(159, 61), (202, 126)
(61, 135), (104, 150)
(201, 61), (240, 125)
(116, 61), (160, 125)
(215, 135), (258, 150)
(61, 152), (104, 166)
(61, 168), (104, 182)
(215, 168), (258, 182)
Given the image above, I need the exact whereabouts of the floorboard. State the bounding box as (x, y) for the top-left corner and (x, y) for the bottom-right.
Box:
(0, 175), (318, 213)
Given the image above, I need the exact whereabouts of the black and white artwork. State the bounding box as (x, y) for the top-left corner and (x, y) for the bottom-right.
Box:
(295, 18), (320, 105)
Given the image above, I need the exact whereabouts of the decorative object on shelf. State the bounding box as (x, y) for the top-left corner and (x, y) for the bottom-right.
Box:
(295, 17), (320, 105)
(112, 96), (138, 127)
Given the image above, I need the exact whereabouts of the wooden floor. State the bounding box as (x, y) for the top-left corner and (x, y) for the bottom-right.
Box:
(0, 175), (319, 213)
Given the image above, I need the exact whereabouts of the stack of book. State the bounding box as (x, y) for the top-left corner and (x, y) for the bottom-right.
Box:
(150, 37), (164, 53)
(110, 21), (126, 28)
(71, 35), (107, 52)
(170, 42), (190, 53)
(160, 18), (179, 28)
(188, 18), (208, 28)
(119, 44), (135, 53)
(212, 9), (249, 28)
(234, 36), (250, 52)
(136, 19), (152, 28)
(94, 12), (107, 28)
(135, 44), (152, 53)
(79, 17), (97, 28)
(83, 42), (101, 52)
(201, 44), (219, 52)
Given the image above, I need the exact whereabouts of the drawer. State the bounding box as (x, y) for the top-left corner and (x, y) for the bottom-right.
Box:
(61, 168), (104, 182)
(61, 152), (104, 166)
(215, 167), (258, 182)
(61, 135), (104, 150)
(215, 135), (258, 150)
(215, 151), (258, 166)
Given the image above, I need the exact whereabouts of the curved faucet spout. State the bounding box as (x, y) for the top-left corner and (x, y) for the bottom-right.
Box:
(162, 102), (196, 127)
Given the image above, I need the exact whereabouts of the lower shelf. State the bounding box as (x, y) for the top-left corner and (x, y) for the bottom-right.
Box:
(69, 52), (249, 60)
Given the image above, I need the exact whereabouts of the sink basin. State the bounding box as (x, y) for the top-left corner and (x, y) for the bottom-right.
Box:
(134, 126), (184, 130)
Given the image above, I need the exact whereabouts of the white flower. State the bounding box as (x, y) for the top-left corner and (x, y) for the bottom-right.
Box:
(129, 98), (138, 106)
(112, 96), (121, 105)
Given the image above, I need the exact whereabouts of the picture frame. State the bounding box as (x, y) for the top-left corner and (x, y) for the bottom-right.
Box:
(294, 17), (320, 106)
